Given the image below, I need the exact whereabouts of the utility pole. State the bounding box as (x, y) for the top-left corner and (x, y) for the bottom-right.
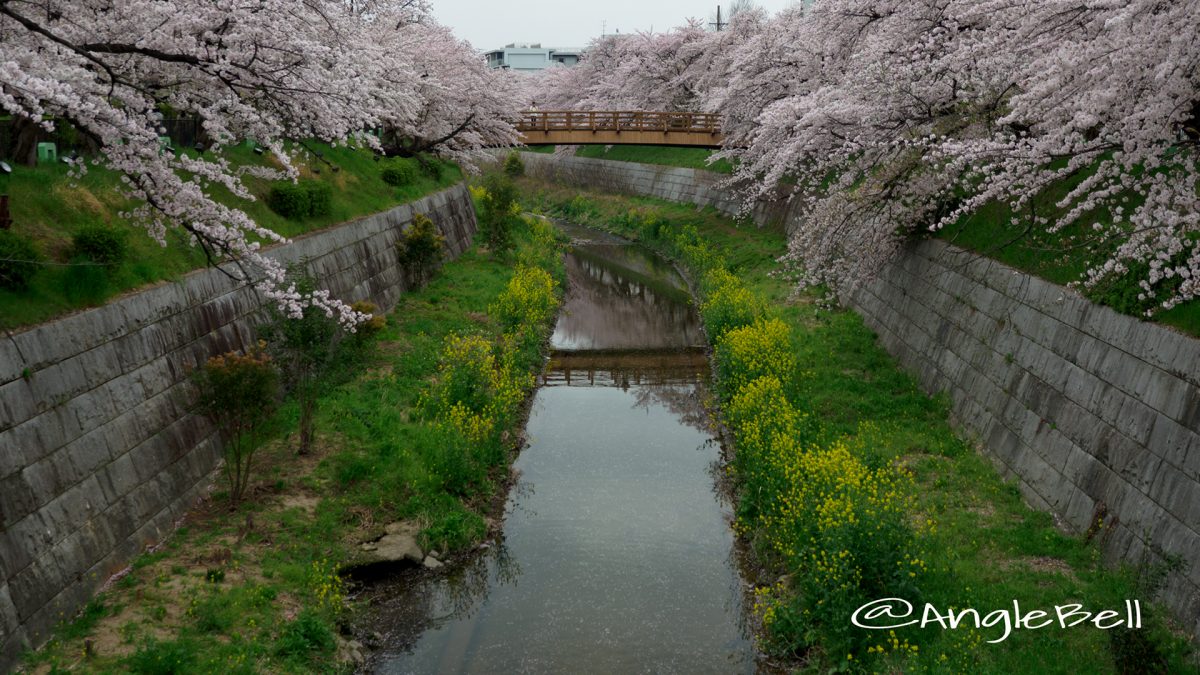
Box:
(709, 5), (727, 31)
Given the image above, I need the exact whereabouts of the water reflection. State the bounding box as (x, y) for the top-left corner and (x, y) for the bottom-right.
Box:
(550, 238), (703, 351)
(366, 227), (754, 674)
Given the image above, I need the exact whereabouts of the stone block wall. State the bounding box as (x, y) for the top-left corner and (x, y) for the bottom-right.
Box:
(847, 239), (1200, 636)
(518, 152), (800, 228)
(520, 152), (1200, 637)
(0, 184), (477, 670)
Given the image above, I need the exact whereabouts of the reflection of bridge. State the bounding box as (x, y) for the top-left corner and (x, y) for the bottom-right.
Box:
(517, 111), (723, 148)
(542, 349), (709, 387)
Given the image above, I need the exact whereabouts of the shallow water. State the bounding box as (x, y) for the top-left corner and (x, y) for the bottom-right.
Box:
(367, 225), (754, 673)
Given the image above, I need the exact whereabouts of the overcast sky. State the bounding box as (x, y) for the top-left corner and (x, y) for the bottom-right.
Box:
(429, 0), (797, 51)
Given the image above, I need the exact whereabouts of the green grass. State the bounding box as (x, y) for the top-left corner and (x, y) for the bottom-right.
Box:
(520, 145), (556, 154)
(563, 144), (733, 173)
(521, 179), (1197, 674)
(936, 168), (1200, 336)
(25, 209), (564, 673)
(0, 144), (460, 330)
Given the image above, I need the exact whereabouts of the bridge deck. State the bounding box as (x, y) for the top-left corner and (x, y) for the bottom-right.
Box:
(517, 110), (723, 148)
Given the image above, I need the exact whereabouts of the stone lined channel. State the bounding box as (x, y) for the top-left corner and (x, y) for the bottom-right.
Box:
(366, 224), (754, 673)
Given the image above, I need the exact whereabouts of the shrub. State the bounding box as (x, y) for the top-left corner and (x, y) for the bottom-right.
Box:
(381, 161), (417, 186)
(72, 225), (127, 268)
(479, 173), (520, 254)
(275, 609), (336, 658)
(267, 180), (331, 219)
(426, 332), (532, 450)
(267, 182), (310, 219)
(349, 300), (387, 337)
(192, 341), (279, 506)
(429, 333), (501, 415)
(304, 180), (332, 217)
(416, 153), (443, 180)
(343, 299), (386, 360)
(503, 150), (525, 177)
(0, 230), (41, 290)
(396, 213), (445, 287)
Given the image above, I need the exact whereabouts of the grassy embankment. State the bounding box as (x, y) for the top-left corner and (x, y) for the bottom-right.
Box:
(520, 144), (732, 173)
(518, 147), (1200, 336)
(521, 179), (1196, 674)
(0, 144), (460, 330)
(23, 184), (564, 673)
(938, 176), (1200, 337)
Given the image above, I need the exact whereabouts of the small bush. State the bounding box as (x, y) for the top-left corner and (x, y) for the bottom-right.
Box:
(429, 333), (501, 415)
(303, 180), (332, 217)
(349, 300), (387, 338)
(416, 154), (443, 180)
(275, 609), (336, 658)
(0, 230), (41, 290)
(479, 173), (520, 254)
(72, 225), (127, 268)
(418, 422), (481, 496)
(267, 180), (331, 219)
(503, 150), (525, 177)
(396, 213), (445, 287)
(192, 342), (279, 506)
(267, 182), (310, 219)
(381, 162), (417, 186)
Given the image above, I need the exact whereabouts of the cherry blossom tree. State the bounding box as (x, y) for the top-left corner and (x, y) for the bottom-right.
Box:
(0, 0), (519, 325)
(371, 16), (523, 169)
(537, 1), (1200, 312)
(720, 0), (1200, 312)
(528, 23), (711, 113)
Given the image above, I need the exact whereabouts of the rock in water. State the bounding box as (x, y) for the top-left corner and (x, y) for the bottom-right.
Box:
(423, 555), (444, 570)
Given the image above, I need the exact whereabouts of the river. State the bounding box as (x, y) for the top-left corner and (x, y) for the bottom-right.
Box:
(366, 223), (755, 673)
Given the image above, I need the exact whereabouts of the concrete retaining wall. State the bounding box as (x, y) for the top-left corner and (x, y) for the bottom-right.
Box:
(521, 152), (1200, 637)
(0, 184), (477, 669)
(518, 152), (800, 228)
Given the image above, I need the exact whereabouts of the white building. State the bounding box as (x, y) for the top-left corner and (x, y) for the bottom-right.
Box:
(484, 44), (582, 72)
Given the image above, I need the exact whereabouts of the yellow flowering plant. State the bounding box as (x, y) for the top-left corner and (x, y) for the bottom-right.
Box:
(715, 317), (796, 396)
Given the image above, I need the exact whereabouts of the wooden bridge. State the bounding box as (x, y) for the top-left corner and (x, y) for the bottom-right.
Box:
(517, 111), (723, 148)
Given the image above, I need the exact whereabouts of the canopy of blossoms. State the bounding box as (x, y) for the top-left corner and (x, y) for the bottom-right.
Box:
(0, 0), (522, 326)
(534, 1), (1200, 313)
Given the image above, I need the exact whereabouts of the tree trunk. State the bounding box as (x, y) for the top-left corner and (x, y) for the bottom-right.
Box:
(10, 116), (41, 167)
(298, 394), (316, 455)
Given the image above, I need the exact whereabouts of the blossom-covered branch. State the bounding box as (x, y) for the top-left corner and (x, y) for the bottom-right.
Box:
(0, 0), (521, 325)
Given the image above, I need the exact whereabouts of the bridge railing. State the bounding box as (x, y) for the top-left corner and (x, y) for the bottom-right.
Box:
(516, 111), (721, 135)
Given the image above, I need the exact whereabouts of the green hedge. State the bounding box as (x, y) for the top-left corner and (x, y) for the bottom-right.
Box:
(267, 181), (333, 220)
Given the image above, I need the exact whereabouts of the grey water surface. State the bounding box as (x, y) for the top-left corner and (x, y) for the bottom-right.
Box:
(368, 224), (755, 674)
